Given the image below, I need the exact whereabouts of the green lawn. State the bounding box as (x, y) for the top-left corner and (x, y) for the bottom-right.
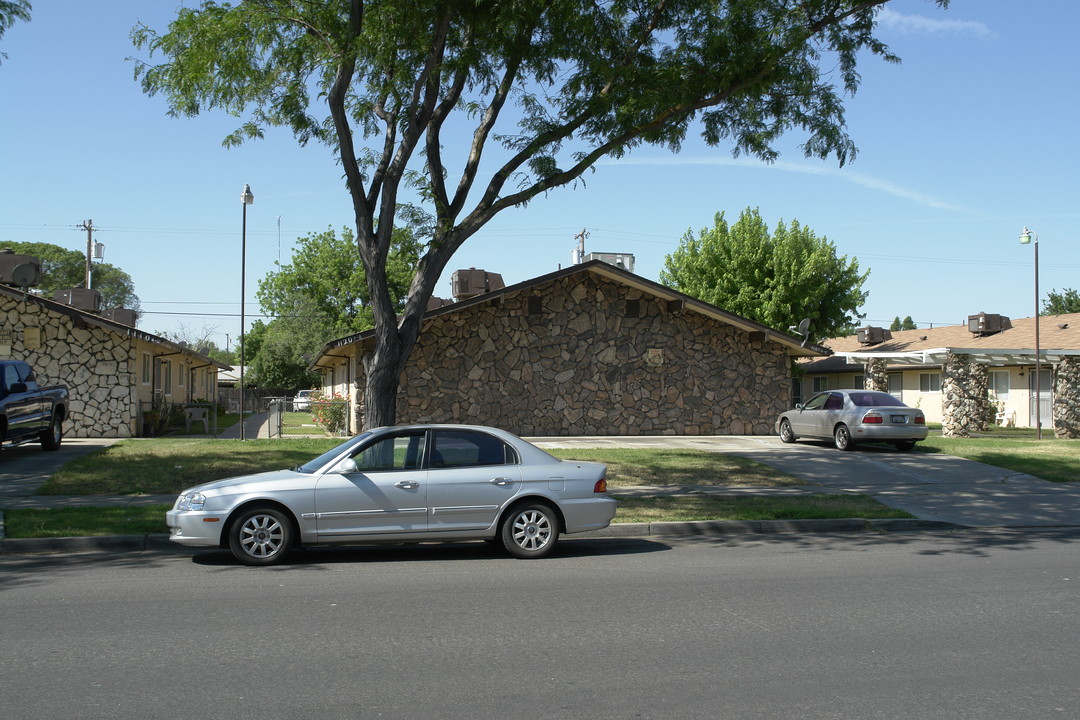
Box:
(917, 436), (1080, 483)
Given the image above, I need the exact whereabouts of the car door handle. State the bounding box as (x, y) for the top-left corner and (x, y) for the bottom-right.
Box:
(395, 481), (420, 489)
(490, 478), (513, 487)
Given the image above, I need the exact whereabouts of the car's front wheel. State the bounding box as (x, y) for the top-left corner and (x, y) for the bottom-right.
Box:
(500, 502), (559, 559)
(834, 424), (854, 451)
(778, 419), (796, 444)
(228, 506), (294, 565)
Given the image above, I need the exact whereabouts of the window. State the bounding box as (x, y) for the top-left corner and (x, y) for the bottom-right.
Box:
(625, 299), (641, 318)
(802, 392), (829, 410)
(142, 353), (151, 385)
(990, 370), (1010, 400)
(527, 296), (542, 315)
(178, 362), (185, 387)
(853, 375), (865, 390)
(352, 433), (427, 472)
(432, 429), (516, 468)
(920, 372), (941, 393)
(812, 377), (829, 393)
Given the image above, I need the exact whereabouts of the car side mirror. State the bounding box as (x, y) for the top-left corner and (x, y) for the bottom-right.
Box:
(8, 381), (28, 394)
(335, 458), (358, 474)
(794, 403), (803, 410)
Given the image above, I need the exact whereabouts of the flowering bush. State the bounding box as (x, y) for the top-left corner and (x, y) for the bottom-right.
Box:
(310, 391), (348, 435)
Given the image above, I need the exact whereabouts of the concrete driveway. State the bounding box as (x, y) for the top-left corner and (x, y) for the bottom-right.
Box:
(0, 439), (118, 505)
(531, 435), (1080, 528)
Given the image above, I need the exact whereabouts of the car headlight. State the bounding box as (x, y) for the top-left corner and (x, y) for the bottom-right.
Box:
(177, 492), (206, 511)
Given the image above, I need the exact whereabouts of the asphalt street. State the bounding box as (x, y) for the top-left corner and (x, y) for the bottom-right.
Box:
(3, 530), (1080, 719)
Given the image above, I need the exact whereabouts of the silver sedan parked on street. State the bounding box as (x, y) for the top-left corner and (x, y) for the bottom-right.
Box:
(167, 424), (616, 565)
(776, 389), (928, 451)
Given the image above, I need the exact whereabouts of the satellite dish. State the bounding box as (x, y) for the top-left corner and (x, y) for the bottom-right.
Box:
(790, 318), (810, 337)
(10, 263), (40, 288)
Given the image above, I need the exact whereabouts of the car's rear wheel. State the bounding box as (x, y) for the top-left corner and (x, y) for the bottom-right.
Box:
(834, 424), (854, 451)
(778, 419), (796, 444)
(40, 415), (62, 451)
(894, 440), (917, 452)
(229, 507), (294, 565)
(500, 502), (559, 559)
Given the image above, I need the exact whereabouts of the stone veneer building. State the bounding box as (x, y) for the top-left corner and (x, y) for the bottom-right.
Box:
(1, 284), (227, 438)
(801, 312), (1080, 438)
(314, 261), (828, 436)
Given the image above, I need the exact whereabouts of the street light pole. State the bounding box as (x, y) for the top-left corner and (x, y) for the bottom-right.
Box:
(241, 184), (254, 440)
(1019, 226), (1041, 440)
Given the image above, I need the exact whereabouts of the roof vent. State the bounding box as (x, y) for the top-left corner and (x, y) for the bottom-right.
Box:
(451, 269), (505, 301)
(967, 312), (1011, 336)
(857, 326), (891, 345)
(0, 249), (42, 288)
(54, 287), (103, 313)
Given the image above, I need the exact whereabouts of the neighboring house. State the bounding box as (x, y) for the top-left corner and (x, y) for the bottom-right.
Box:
(312, 260), (828, 436)
(0, 284), (228, 437)
(801, 312), (1080, 437)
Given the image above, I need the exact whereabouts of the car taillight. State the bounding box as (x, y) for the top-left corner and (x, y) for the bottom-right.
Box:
(594, 477), (608, 493)
(862, 412), (883, 424)
(915, 414), (925, 425)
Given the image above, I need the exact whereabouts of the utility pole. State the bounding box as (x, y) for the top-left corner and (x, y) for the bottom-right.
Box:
(573, 228), (589, 264)
(77, 219), (96, 288)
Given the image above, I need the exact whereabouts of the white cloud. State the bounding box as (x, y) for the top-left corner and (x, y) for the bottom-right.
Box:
(876, 7), (998, 39)
(605, 155), (973, 213)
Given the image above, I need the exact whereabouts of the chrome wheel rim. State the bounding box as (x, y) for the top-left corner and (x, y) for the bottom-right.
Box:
(239, 514), (285, 558)
(836, 427), (849, 449)
(780, 421), (792, 442)
(51, 421), (61, 445)
(512, 510), (552, 553)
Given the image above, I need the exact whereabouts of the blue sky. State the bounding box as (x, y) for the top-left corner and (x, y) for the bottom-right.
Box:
(2, 0), (1077, 353)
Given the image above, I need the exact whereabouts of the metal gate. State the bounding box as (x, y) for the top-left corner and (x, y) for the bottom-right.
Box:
(266, 396), (352, 438)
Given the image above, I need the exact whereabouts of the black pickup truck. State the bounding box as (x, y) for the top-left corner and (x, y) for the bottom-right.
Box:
(1, 360), (68, 451)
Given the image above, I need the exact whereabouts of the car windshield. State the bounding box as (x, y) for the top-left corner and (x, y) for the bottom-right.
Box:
(295, 432), (372, 473)
(849, 392), (906, 407)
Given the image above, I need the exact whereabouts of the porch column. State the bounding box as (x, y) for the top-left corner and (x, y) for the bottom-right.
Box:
(1054, 356), (1080, 439)
(863, 358), (888, 392)
(942, 351), (991, 437)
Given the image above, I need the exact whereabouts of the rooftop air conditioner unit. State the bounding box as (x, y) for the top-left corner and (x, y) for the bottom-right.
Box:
(54, 287), (103, 313)
(967, 312), (1011, 336)
(102, 307), (138, 327)
(857, 326), (891, 345)
(0, 249), (41, 288)
(451, 268), (505, 301)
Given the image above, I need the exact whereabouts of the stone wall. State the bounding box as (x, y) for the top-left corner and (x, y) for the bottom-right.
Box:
(1054, 356), (1080, 439)
(864, 358), (888, 391)
(2, 297), (136, 438)
(941, 351), (991, 438)
(351, 274), (792, 436)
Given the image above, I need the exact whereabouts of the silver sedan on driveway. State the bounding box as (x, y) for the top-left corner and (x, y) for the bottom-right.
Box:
(776, 389), (929, 451)
(167, 424), (616, 565)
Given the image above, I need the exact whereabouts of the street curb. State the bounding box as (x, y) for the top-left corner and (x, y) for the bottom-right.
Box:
(0, 519), (967, 556)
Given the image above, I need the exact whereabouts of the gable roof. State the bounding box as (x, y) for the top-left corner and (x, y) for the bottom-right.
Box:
(818, 312), (1080, 368)
(316, 260), (831, 363)
(0, 284), (231, 370)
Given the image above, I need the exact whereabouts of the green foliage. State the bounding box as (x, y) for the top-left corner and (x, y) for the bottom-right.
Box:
(0, 1), (31, 65)
(244, 314), (322, 390)
(660, 207), (867, 339)
(889, 315), (917, 331)
(310, 390), (349, 435)
(1042, 288), (1080, 315)
(257, 223), (422, 338)
(6, 241), (140, 311)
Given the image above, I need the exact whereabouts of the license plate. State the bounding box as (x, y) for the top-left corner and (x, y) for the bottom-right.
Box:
(891, 415), (908, 424)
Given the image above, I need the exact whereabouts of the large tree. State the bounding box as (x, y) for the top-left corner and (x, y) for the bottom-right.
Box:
(1042, 288), (1080, 316)
(133, 0), (947, 428)
(6, 241), (141, 311)
(660, 207), (867, 339)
